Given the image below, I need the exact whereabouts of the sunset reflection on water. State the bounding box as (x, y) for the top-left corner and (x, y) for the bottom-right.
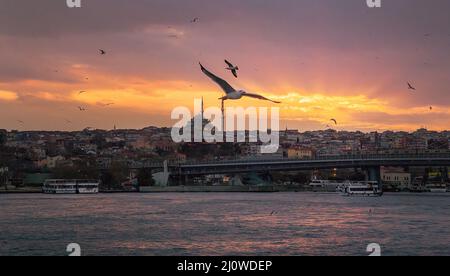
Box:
(0, 193), (449, 256)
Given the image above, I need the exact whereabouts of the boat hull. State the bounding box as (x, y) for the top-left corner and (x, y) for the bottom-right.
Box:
(428, 188), (447, 193)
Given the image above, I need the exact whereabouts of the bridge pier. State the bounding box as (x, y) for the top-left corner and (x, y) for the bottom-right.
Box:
(442, 167), (449, 182)
(365, 166), (381, 189)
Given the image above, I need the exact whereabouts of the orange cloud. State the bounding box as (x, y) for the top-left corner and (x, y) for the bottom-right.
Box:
(0, 90), (18, 101)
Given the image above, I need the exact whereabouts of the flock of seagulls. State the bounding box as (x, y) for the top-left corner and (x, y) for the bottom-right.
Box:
(74, 50), (116, 116)
(40, 18), (202, 129)
(16, 16), (441, 131)
(48, 18), (203, 129)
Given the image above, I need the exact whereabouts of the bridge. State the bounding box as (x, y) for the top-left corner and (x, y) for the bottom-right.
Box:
(133, 152), (450, 186)
(169, 153), (450, 176)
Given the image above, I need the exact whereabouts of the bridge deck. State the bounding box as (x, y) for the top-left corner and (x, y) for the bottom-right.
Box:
(144, 153), (450, 176)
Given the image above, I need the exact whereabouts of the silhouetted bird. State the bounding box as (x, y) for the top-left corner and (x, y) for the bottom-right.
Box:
(225, 60), (239, 78)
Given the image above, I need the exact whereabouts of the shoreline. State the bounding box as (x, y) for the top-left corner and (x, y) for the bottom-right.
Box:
(1, 186), (449, 195)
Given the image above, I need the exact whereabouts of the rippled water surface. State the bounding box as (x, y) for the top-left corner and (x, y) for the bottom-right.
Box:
(0, 193), (449, 256)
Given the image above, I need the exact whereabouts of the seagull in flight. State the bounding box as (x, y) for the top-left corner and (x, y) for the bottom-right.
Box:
(99, 49), (106, 55)
(17, 120), (24, 124)
(225, 60), (239, 78)
(330, 119), (338, 125)
(407, 82), (416, 91)
(78, 91), (87, 95)
(190, 17), (200, 23)
(78, 106), (87, 111)
(199, 63), (281, 104)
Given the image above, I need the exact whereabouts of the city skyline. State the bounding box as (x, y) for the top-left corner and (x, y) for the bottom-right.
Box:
(1, 0), (450, 132)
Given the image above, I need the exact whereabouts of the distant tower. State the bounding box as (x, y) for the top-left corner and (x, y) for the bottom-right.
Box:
(201, 97), (204, 122)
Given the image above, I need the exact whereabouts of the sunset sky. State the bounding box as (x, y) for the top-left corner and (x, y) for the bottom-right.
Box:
(1, 0), (450, 132)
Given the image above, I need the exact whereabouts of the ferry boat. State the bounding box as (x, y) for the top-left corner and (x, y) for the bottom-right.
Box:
(43, 179), (99, 194)
(426, 184), (448, 193)
(341, 182), (383, 197)
(309, 180), (342, 192)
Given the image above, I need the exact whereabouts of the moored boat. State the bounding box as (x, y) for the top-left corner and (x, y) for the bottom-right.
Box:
(426, 184), (448, 193)
(341, 182), (383, 197)
(43, 179), (99, 194)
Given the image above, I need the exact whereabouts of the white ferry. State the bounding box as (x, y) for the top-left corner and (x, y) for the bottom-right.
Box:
(341, 182), (383, 197)
(309, 180), (342, 192)
(426, 184), (448, 193)
(43, 179), (99, 194)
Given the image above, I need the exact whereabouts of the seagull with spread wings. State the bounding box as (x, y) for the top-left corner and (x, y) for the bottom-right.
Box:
(330, 119), (338, 125)
(407, 82), (416, 91)
(225, 60), (239, 78)
(99, 49), (106, 55)
(199, 63), (280, 104)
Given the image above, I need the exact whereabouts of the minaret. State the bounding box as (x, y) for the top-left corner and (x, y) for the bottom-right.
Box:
(201, 97), (204, 122)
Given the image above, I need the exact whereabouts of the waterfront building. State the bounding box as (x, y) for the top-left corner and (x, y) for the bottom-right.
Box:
(381, 167), (411, 190)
